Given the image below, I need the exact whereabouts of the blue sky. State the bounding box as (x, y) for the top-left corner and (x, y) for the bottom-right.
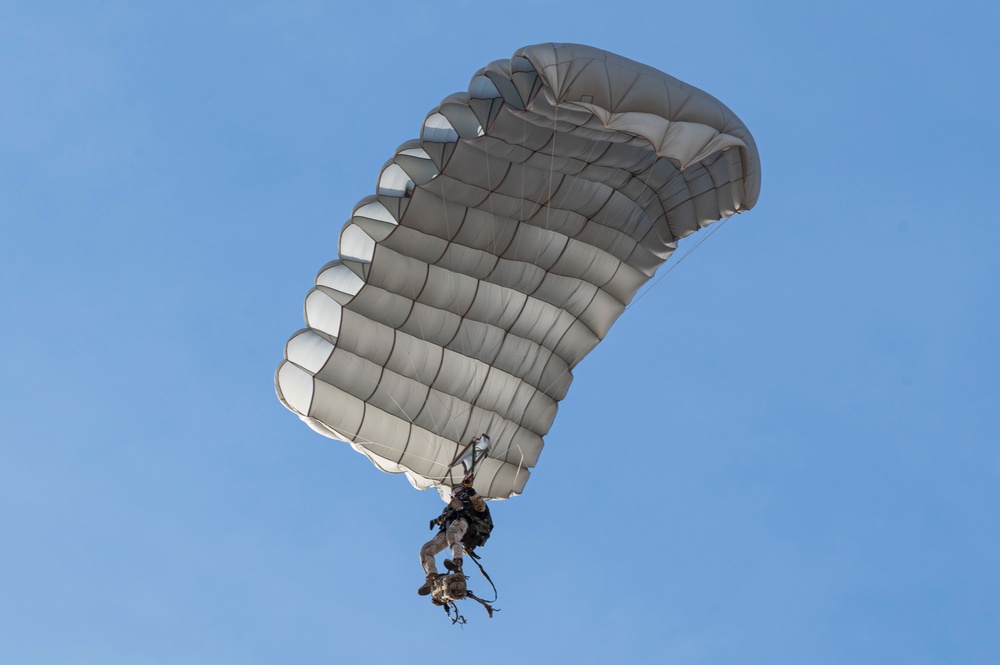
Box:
(2, 1), (997, 663)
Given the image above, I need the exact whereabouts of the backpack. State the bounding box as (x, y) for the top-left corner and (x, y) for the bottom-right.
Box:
(431, 572), (467, 604)
(462, 511), (493, 551)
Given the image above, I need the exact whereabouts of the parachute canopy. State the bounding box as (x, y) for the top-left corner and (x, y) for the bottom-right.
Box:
(275, 43), (760, 499)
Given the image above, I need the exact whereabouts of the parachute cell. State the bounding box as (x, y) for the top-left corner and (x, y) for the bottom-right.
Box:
(275, 43), (761, 499)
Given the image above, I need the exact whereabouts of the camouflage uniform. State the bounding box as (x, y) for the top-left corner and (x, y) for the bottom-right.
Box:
(419, 486), (489, 579)
(420, 518), (468, 576)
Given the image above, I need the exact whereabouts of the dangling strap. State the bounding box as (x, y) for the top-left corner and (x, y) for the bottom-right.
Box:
(464, 549), (498, 601)
(466, 591), (498, 618)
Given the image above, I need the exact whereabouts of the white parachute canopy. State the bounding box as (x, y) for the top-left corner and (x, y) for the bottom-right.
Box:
(275, 43), (761, 499)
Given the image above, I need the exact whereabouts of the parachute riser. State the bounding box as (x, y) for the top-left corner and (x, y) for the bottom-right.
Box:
(447, 434), (491, 485)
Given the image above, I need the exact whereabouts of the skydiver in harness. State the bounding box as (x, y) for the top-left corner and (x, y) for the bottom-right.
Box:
(417, 435), (497, 620)
(418, 476), (492, 595)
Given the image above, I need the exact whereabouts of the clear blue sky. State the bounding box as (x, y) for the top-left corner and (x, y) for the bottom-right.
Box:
(2, 2), (997, 663)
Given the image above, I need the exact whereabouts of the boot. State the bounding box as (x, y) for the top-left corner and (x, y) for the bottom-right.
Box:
(444, 558), (463, 573)
(417, 573), (440, 596)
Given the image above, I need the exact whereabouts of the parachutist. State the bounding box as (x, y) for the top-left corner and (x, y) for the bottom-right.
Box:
(418, 478), (492, 600)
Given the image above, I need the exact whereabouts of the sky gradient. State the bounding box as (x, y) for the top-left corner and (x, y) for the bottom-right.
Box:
(2, 2), (998, 663)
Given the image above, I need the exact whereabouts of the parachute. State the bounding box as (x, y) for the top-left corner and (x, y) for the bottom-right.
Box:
(275, 43), (761, 499)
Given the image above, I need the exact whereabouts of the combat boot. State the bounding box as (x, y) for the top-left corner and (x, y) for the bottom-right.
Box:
(444, 558), (463, 573)
(417, 572), (441, 596)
